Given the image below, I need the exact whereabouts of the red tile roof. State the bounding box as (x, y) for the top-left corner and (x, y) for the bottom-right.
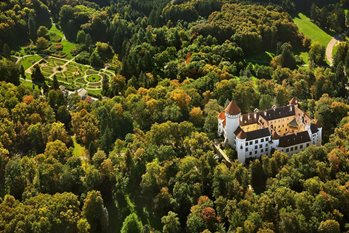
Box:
(225, 101), (241, 115)
(218, 112), (226, 126)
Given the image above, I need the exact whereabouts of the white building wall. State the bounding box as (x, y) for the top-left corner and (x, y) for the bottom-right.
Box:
(277, 141), (310, 156)
(237, 136), (271, 164)
(225, 112), (240, 146)
(236, 138), (246, 163)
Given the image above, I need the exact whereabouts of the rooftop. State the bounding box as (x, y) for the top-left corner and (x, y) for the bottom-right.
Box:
(262, 105), (295, 121)
(225, 101), (241, 115)
(278, 131), (311, 147)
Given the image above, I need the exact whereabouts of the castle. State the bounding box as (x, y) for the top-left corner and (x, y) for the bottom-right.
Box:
(217, 98), (322, 164)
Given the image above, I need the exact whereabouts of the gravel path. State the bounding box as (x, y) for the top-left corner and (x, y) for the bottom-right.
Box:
(326, 36), (340, 66)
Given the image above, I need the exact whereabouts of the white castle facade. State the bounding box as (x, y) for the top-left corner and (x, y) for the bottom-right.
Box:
(217, 98), (322, 164)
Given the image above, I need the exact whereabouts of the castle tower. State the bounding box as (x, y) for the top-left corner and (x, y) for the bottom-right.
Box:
(236, 131), (247, 164)
(225, 101), (241, 146)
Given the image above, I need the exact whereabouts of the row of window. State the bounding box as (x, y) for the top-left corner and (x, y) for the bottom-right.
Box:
(245, 143), (269, 152)
(248, 147), (269, 156)
(284, 143), (310, 153)
(245, 137), (270, 146)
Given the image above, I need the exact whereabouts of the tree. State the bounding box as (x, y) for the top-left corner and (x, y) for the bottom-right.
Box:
(2, 44), (11, 58)
(82, 190), (109, 233)
(20, 65), (25, 79)
(44, 140), (70, 162)
(47, 122), (70, 145)
(318, 220), (340, 233)
(272, 43), (296, 69)
(28, 14), (37, 40)
(32, 65), (45, 85)
(77, 218), (91, 233)
(71, 109), (100, 152)
(53, 75), (59, 90)
(259, 94), (273, 110)
(0, 58), (20, 85)
(57, 106), (71, 129)
(4, 157), (27, 199)
(37, 26), (48, 38)
(121, 213), (143, 233)
(85, 33), (93, 49)
(161, 211), (181, 233)
(309, 43), (325, 67)
(77, 30), (87, 44)
(90, 51), (104, 68)
(36, 37), (50, 51)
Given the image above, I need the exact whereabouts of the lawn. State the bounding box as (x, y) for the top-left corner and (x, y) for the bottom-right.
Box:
(48, 23), (63, 42)
(20, 55), (42, 70)
(60, 40), (78, 59)
(86, 74), (102, 82)
(293, 13), (332, 47)
(246, 51), (274, 65)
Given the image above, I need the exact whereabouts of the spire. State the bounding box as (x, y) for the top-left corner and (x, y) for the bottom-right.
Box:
(289, 97), (298, 106)
(225, 101), (241, 115)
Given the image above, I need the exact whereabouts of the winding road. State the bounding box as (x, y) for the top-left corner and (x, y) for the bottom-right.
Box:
(326, 36), (340, 66)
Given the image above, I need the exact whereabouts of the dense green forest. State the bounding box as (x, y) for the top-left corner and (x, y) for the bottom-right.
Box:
(0, 0), (348, 232)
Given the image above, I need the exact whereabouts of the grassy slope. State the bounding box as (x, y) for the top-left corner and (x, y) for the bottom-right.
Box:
(49, 23), (77, 59)
(293, 13), (332, 47)
(293, 13), (333, 64)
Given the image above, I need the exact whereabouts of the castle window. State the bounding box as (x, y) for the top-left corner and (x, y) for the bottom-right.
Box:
(255, 151), (257, 154)
(249, 152), (252, 156)
(300, 145), (303, 149)
(286, 148), (289, 152)
(295, 146), (298, 150)
(245, 148), (248, 152)
(261, 138), (264, 142)
(249, 141), (252, 145)
(261, 149), (264, 153)
(245, 142), (248, 146)
(240, 145), (243, 149)
(259, 145), (262, 148)
(255, 140), (258, 143)
(255, 145), (258, 149)
(290, 147), (294, 151)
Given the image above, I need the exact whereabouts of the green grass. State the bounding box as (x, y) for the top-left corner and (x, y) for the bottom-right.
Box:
(246, 51), (274, 65)
(48, 23), (77, 59)
(20, 55), (42, 70)
(48, 24), (63, 42)
(72, 136), (86, 157)
(60, 40), (77, 59)
(333, 42), (341, 57)
(293, 13), (332, 47)
(86, 74), (102, 82)
(87, 89), (102, 97)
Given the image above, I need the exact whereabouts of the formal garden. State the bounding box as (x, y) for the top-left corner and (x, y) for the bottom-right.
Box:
(17, 54), (114, 93)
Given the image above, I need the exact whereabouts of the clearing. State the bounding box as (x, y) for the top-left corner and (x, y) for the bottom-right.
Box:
(293, 13), (332, 47)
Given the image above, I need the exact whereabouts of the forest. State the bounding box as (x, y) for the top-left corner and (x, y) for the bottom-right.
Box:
(0, 0), (348, 232)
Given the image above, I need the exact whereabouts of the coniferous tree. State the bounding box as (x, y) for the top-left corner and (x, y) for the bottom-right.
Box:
(2, 44), (10, 58)
(32, 65), (45, 85)
(53, 75), (59, 90)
